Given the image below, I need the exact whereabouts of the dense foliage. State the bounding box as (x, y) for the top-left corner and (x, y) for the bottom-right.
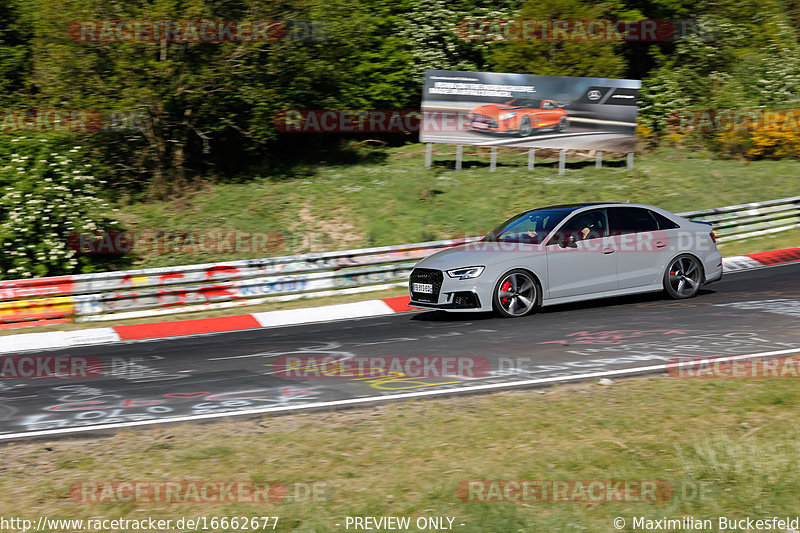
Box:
(1, 0), (800, 277)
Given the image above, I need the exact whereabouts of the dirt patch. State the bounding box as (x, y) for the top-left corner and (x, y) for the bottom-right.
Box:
(290, 202), (365, 252)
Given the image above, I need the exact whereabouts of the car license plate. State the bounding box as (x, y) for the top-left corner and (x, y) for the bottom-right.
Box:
(413, 283), (433, 294)
(472, 122), (488, 129)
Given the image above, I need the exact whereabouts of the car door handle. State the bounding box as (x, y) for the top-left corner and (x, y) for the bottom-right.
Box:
(602, 247), (615, 254)
(655, 240), (667, 248)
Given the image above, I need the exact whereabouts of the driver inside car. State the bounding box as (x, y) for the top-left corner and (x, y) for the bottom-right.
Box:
(573, 214), (602, 240)
(543, 213), (602, 243)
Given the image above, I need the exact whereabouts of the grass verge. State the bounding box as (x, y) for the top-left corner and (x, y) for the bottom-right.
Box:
(114, 144), (800, 269)
(3, 375), (800, 531)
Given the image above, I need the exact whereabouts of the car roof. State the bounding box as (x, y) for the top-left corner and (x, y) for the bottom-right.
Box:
(535, 202), (631, 211)
(524, 202), (672, 216)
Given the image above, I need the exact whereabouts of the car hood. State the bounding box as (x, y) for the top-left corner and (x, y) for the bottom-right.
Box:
(415, 242), (545, 271)
(469, 104), (519, 116)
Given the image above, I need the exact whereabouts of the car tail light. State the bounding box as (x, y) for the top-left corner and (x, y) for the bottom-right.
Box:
(709, 231), (717, 243)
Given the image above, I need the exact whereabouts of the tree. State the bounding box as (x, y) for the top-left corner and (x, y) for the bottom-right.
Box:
(0, 0), (34, 108)
(488, 0), (627, 78)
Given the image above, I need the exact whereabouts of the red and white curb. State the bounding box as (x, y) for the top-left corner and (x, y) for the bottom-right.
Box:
(0, 297), (415, 354)
(0, 247), (797, 355)
(722, 247), (800, 272)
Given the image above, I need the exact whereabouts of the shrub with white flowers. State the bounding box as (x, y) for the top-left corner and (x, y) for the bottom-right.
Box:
(0, 135), (119, 279)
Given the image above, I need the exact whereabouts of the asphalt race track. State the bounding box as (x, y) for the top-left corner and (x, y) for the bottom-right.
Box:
(1, 263), (799, 440)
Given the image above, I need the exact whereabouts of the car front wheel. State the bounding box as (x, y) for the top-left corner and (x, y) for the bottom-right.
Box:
(518, 116), (533, 137)
(664, 255), (703, 299)
(493, 270), (539, 317)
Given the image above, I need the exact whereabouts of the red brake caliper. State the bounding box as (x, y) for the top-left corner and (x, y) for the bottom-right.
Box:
(500, 281), (512, 306)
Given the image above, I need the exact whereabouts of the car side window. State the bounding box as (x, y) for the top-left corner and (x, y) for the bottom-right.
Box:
(610, 207), (660, 235)
(542, 100), (555, 109)
(550, 208), (608, 244)
(649, 210), (680, 230)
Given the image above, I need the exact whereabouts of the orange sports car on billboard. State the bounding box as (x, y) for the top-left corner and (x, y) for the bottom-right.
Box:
(464, 97), (569, 136)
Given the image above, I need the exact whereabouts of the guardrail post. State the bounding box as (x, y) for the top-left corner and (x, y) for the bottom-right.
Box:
(424, 143), (432, 169)
(595, 150), (603, 169)
(528, 148), (535, 170)
(456, 145), (463, 171)
(490, 146), (497, 172)
(558, 149), (566, 175)
(627, 152), (634, 170)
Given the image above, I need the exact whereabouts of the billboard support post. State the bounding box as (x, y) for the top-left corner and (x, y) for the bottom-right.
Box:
(456, 145), (463, 171)
(627, 152), (634, 170)
(490, 147), (497, 172)
(424, 143), (432, 169)
(596, 151), (603, 169)
(558, 149), (566, 175)
(528, 148), (535, 170)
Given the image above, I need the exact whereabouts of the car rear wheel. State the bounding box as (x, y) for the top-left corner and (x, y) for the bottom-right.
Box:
(557, 116), (568, 132)
(664, 255), (703, 299)
(493, 270), (539, 317)
(518, 116), (533, 137)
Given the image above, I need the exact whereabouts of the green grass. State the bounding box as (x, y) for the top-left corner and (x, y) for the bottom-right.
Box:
(717, 231), (799, 257)
(4, 376), (800, 531)
(114, 144), (800, 269)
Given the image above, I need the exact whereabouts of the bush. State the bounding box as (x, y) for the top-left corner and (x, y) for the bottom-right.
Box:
(714, 112), (800, 160)
(0, 135), (118, 279)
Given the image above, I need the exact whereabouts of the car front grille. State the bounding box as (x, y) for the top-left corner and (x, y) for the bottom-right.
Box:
(409, 268), (443, 303)
(470, 114), (498, 128)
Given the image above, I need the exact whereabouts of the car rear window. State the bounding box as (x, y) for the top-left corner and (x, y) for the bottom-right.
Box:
(650, 210), (680, 229)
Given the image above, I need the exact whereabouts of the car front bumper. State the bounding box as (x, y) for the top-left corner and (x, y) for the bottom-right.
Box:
(408, 267), (494, 312)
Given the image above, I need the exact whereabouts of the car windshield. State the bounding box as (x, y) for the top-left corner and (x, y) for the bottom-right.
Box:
(506, 97), (542, 108)
(484, 208), (575, 244)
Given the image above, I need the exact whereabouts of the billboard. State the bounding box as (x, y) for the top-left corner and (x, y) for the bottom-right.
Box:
(421, 70), (641, 152)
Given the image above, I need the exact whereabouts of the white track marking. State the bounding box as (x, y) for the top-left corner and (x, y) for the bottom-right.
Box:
(252, 300), (395, 327)
(2, 347), (798, 441)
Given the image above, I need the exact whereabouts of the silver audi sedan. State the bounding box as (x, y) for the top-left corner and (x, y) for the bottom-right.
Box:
(408, 202), (723, 317)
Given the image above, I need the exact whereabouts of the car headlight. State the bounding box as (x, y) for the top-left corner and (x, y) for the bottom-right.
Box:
(446, 266), (485, 279)
(499, 112), (517, 120)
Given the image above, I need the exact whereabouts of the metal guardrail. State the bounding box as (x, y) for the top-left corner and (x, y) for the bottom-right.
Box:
(0, 237), (479, 325)
(0, 197), (797, 326)
(676, 196), (800, 242)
